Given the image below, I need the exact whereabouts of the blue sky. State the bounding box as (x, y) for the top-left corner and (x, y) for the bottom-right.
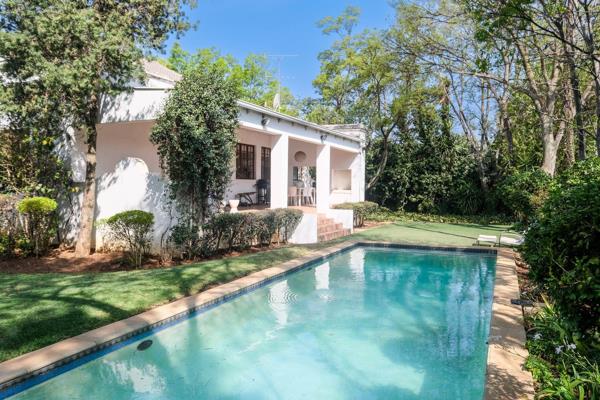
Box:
(165, 0), (395, 98)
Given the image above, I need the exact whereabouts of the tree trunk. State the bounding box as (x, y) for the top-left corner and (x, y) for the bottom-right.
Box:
(565, 124), (575, 166)
(540, 115), (561, 176)
(498, 99), (514, 165)
(564, 82), (576, 166)
(366, 133), (389, 189)
(74, 104), (99, 256)
(567, 55), (586, 160)
(561, 13), (586, 160)
(594, 60), (600, 156)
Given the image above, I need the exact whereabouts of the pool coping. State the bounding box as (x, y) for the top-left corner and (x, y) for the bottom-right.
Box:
(485, 247), (534, 399)
(0, 241), (533, 399)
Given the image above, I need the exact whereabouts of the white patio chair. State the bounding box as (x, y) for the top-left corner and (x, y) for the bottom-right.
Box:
(288, 186), (301, 206)
(476, 235), (498, 247)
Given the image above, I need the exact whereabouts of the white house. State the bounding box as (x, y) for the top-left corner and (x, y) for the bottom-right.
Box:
(66, 61), (366, 247)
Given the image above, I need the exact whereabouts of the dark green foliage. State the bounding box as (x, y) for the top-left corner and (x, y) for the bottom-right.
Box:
(208, 213), (252, 253)
(498, 168), (552, 225)
(169, 224), (203, 260)
(0, 194), (22, 258)
(525, 302), (600, 399)
(273, 209), (303, 244)
(150, 65), (240, 226)
(332, 201), (379, 227)
(0, 129), (71, 198)
(172, 209), (303, 259)
(16, 196), (57, 257)
(103, 210), (154, 268)
(368, 108), (482, 215)
(522, 158), (600, 338)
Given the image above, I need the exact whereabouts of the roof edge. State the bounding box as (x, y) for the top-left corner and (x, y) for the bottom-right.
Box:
(236, 100), (362, 144)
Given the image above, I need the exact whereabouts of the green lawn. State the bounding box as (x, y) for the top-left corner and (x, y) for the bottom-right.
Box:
(0, 220), (509, 362)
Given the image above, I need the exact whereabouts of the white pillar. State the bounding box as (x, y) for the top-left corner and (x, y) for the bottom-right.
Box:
(316, 144), (331, 212)
(350, 151), (365, 202)
(270, 134), (289, 208)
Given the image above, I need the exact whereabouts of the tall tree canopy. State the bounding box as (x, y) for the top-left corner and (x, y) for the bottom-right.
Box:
(0, 0), (193, 255)
(162, 43), (298, 115)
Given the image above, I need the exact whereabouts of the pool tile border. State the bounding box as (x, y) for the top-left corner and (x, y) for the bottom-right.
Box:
(0, 241), (533, 399)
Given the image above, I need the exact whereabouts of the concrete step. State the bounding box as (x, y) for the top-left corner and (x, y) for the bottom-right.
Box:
(317, 222), (343, 234)
(318, 228), (351, 242)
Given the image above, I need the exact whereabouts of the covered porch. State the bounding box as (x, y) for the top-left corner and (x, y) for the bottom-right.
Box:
(228, 125), (365, 213)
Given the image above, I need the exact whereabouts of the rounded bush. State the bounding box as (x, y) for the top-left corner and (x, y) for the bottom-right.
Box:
(498, 169), (551, 224)
(17, 196), (57, 215)
(104, 210), (154, 267)
(16, 196), (57, 256)
(106, 210), (154, 226)
(522, 158), (600, 336)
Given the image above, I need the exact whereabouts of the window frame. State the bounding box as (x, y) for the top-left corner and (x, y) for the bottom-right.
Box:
(260, 147), (271, 180)
(236, 143), (256, 180)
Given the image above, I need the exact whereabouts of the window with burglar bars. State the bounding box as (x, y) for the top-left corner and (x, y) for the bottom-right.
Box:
(236, 143), (255, 179)
(261, 147), (271, 180)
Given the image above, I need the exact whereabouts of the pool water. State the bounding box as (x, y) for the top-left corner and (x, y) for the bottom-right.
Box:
(10, 246), (496, 399)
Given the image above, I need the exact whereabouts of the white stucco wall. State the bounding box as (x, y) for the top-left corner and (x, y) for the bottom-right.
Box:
(324, 209), (354, 232)
(67, 86), (366, 249)
(288, 213), (318, 244)
(94, 121), (174, 250)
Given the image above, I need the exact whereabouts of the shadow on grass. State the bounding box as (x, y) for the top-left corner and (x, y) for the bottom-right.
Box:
(0, 245), (310, 362)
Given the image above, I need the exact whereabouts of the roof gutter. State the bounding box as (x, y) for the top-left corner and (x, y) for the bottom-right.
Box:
(237, 100), (362, 144)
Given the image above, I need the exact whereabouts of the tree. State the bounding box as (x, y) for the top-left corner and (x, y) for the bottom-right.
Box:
(314, 7), (429, 189)
(162, 44), (298, 115)
(0, 0), (192, 255)
(150, 65), (239, 228)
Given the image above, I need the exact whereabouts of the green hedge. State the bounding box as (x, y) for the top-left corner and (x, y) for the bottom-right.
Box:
(332, 201), (379, 227)
(498, 168), (552, 225)
(207, 208), (303, 252)
(172, 208), (303, 260)
(522, 159), (600, 337)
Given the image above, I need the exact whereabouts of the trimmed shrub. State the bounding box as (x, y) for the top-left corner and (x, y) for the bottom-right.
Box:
(208, 213), (250, 253)
(332, 201), (379, 227)
(16, 196), (57, 256)
(498, 168), (552, 225)
(522, 158), (600, 337)
(169, 209), (303, 259)
(273, 208), (303, 244)
(103, 210), (154, 267)
(169, 223), (203, 260)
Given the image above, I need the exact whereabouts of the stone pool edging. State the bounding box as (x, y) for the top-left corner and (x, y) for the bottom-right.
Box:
(0, 241), (534, 399)
(485, 248), (535, 399)
(0, 240), (359, 393)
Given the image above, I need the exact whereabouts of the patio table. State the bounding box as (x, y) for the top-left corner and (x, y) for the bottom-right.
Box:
(237, 192), (255, 205)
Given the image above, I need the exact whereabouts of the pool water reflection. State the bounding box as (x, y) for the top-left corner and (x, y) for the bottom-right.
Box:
(12, 247), (496, 400)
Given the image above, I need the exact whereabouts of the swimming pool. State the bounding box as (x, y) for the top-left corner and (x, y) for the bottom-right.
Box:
(7, 246), (496, 399)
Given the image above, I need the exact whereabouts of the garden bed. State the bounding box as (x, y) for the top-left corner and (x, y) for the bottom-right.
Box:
(0, 246), (280, 274)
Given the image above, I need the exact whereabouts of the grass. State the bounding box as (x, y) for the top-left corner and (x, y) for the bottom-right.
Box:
(0, 220), (509, 362)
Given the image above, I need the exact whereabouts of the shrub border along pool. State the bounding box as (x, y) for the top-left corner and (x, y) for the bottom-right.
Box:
(0, 241), (533, 399)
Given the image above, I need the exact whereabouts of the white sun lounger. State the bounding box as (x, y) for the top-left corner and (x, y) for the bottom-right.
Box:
(499, 234), (524, 247)
(476, 235), (498, 246)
